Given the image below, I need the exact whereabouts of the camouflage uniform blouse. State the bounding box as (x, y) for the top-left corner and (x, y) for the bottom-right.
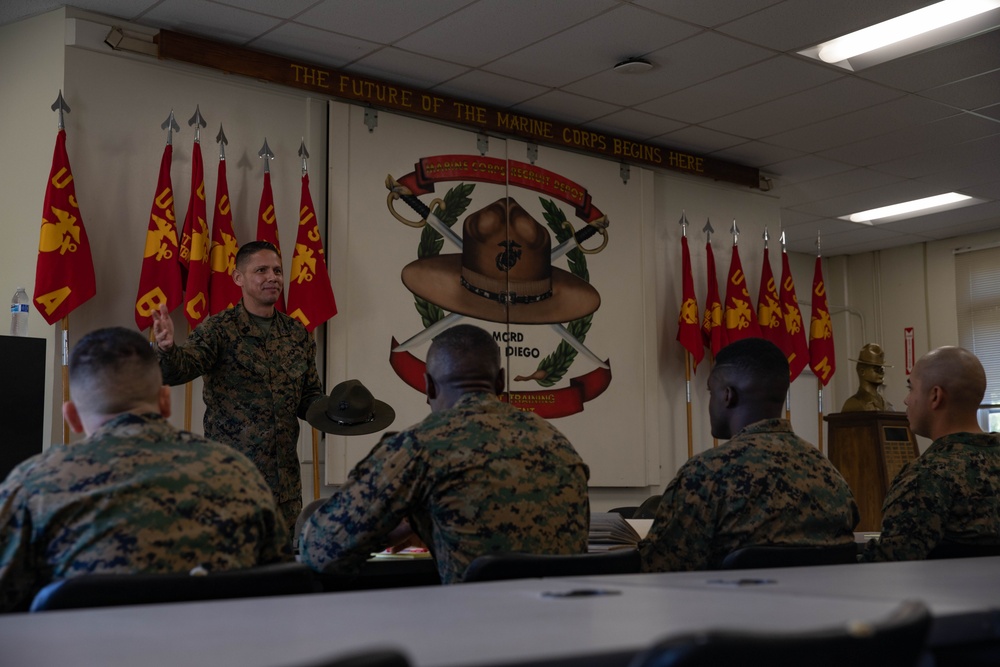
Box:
(300, 392), (590, 584)
(0, 413), (289, 612)
(639, 419), (859, 572)
(158, 302), (323, 521)
(862, 431), (1000, 562)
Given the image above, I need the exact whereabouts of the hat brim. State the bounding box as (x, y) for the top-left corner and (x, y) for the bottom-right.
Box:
(400, 255), (600, 324)
(306, 397), (396, 435)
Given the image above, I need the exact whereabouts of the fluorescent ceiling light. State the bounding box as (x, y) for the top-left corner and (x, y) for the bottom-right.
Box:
(799, 0), (1000, 70)
(842, 192), (982, 225)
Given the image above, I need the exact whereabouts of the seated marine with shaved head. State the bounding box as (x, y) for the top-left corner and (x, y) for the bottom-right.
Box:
(863, 346), (1000, 561)
(0, 327), (288, 612)
(639, 337), (859, 572)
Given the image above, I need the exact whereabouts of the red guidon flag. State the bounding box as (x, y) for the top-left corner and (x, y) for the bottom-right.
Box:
(809, 255), (836, 385)
(723, 243), (762, 342)
(34, 129), (96, 325)
(179, 141), (211, 327)
(756, 247), (786, 350)
(134, 144), (182, 331)
(779, 249), (809, 381)
(676, 236), (704, 370)
(287, 173), (337, 332)
(208, 158), (241, 314)
(256, 171), (286, 312)
(702, 241), (725, 357)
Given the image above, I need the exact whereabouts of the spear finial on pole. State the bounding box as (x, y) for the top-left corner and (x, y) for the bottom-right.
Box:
(161, 110), (180, 146)
(187, 105), (207, 143)
(51, 91), (70, 130)
(816, 230), (822, 257)
(780, 229), (787, 251)
(731, 219), (740, 246)
(258, 138), (274, 174)
(763, 226), (770, 250)
(678, 210), (688, 238)
(703, 218), (714, 243)
(298, 139), (310, 176)
(216, 123), (228, 160)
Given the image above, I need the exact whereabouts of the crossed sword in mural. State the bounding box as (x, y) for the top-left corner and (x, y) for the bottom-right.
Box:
(386, 175), (610, 369)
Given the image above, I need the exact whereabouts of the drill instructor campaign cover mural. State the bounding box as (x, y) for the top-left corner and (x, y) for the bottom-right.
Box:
(326, 104), (658, 487)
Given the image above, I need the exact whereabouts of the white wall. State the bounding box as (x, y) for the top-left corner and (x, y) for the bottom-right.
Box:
(0, 10), (67, 448)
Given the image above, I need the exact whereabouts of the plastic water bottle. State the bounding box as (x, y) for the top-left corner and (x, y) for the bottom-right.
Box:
(10, 287), (28, 336)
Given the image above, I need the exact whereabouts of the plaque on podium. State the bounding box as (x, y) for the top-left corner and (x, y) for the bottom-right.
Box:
(825, 411), (919, 532)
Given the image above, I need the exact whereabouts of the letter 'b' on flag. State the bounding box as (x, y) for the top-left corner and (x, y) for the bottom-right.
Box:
(34, 129), (97, 325)
(135, 144), (183, 331)
(676, 236), (703, 370)
(809, 255), (836, 385)
(286, 173), (337, 332)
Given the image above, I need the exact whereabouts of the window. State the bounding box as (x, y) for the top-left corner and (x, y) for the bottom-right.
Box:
(954, 244), (1000, 429)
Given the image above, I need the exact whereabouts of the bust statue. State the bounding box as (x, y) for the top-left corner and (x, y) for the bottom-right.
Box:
(841, 343), (894, 412)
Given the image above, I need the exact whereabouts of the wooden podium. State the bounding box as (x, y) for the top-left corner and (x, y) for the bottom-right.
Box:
(825, 411), (919, 532)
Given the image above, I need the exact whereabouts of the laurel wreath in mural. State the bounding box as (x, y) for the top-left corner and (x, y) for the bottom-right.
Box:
(411, 186), (595, 388)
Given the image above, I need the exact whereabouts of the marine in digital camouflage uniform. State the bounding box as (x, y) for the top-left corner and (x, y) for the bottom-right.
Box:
(640, 339), (858, 572)
(0, 328), (288, 613)
(154, 242), (324, 531)
(863, 346), (1000, 562)
(300, 325), (590, 584)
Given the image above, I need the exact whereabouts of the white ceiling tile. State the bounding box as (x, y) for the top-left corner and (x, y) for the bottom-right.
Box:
(393, 0), (617, 67)
(710, 141), (803, 168)
(484, 4), (698, 88)
(212, 0), (320, 19)
(920, 69), (1000, 111)
(348, 47), (470, 89)
(433, 70), (548, 109)
(632, 0), (784, 28)
(874, 133), (1000, 182)
(142, 0), (282, 44)
(293, 0), (473, 43)
(586, 109), (686, 141)
(249, 23), (380, 68)
(512, 90), (620, 126)
(764, 155), (855, 186)
(657, 126), (746, 153)
(772, 168), (904, 208)
(764, 95), (956, 153)
(857, 28), (1000, 92)
(704, 77), (902, 140)
(638, 55), (841, 124)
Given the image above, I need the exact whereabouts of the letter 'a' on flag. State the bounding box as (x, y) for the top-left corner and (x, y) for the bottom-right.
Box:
(676, 235), (704, 370)
(723, 243), (762, 342)
(34, 128), (97, 325)
(256, 171), (286, 312)
(809, 255), (836, 386)
(757, 247), (788, 350)
(287, 173), (337, 333)
(779, 249), (809, 382)
(702, 241), (725, 357)
(135, 144), (183, 331)
(180, 140), (211, 328)
(208, 158), (241, 315)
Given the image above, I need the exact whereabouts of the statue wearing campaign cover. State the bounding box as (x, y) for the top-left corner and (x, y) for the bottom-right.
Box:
(863, 346), (1000, 561)
(0, 327), (287, 612)
(639, 338), (859, 572)
(300, 325), (590, 584)
(841, 343), (894, 412)
(153, 241), (324, 531)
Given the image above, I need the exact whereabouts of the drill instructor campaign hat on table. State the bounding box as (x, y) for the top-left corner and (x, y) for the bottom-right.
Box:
(307, 380), (395, 435)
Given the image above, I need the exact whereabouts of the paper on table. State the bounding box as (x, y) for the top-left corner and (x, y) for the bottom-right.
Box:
(370, 547), (432, 560)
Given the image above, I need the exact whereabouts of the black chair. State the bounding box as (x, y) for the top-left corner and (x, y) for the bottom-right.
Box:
(463, 549), (641, 582)
(609, 506), (639, 519)
(721, 543), (860, 570)
(628, 599), (932, 667)
(633, 494), (662, 519)
(290, 648), (412, 667)
(927, 540), (1000, 560)
(29, 562), (322, 612)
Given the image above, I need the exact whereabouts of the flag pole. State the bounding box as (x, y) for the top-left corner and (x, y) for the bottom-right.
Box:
(815, 231), (824, 454)
(703, 219), (718, 449)
(679, 212), (694, 459)
(182, 105), (206, 434)
(61, 316), (70, 443)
